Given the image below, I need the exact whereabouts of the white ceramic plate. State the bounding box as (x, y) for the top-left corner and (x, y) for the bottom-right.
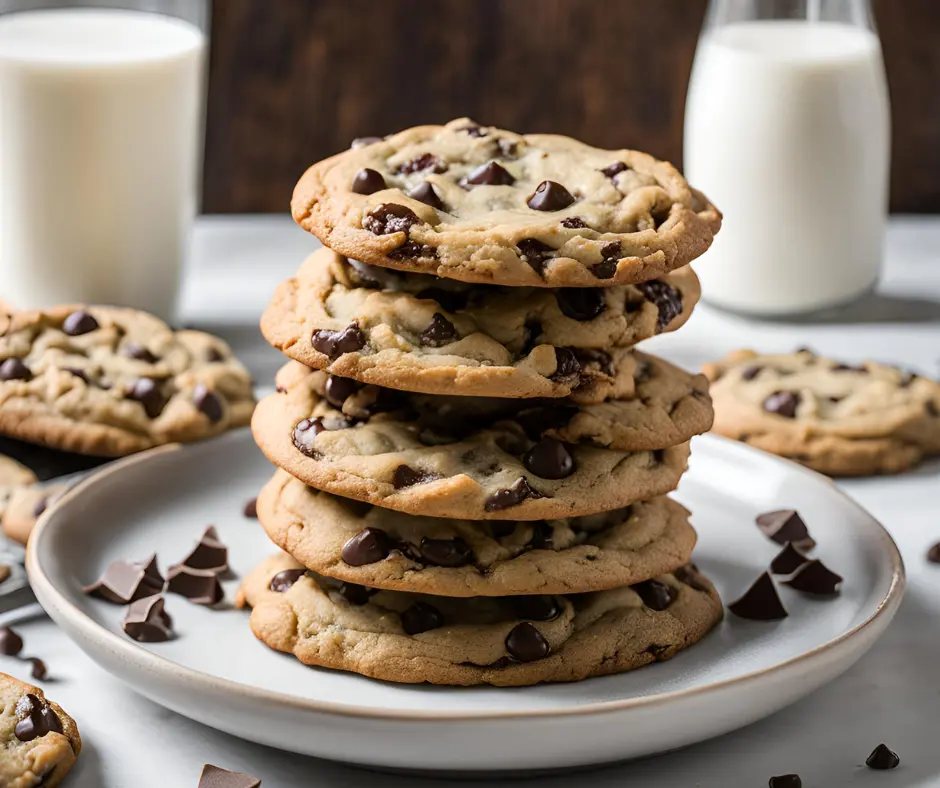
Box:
(28, 430), (904, 773)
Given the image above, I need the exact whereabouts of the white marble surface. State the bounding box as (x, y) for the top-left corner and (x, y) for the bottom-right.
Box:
(8, 215), (940, 786)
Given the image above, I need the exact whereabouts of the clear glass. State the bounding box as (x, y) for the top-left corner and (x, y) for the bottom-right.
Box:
(0, 0), (210, 321)
(684, 0), (891, 316)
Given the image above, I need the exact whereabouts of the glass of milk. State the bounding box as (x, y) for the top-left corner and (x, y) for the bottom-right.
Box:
(0, 0), (209, 321)
(684, 0), (890, 317)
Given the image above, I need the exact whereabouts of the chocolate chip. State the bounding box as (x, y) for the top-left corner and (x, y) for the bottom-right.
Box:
(636, 280), (683, 332)
(193, 384), (224, 423)
(527, 180), (575, 211)
(62, 309), (99, 336)
(601, 161), (629, 178)
(463, 160), (514, 186)
(768, 775), (802, 788)
(490, 522), (516, 539)
(523, 438), (575, 480)
(399, 153), (447, 175)
(673, 564), (709, 592)
(529, 521), (554, 550)
(555, 288), (605, 321)
(312, 323), (366, 360)
(505, 622), (550, 662)
(205, 347), (225, 363)
(401, 602), (444, 635)
(517, 238), (553, 275)
(561, 217), (588, 229)
(167, 565), (224, 606)
(342, 528), (392, 566)
(292, 416), (346, 457)
(782, 559), (843, 595)
(351, 168), (387, 195)
(84, 554), (165, 604)
(484, 476), (542, 511)
(741, 365), (762, 381)
(928, 542), (940, 563)
(419, 536), (474, 567)
(13, 694), (62, 742)
(419, 313), (457, 346)
(728, 572), (788, 621)
(324, 375), (360, 407)
(0, 358), (31, 381)
(122, 342), (159, 363)
(763, 390), (800, 418)
(632, 579), (678, 611)
(0, 626), (24, 655)
(461, 123), (488, 138)
(269, 568), (306, 592)
(338, 582), (373, 605)
(362, 203), (420, 235)
(408, 181), (444, 209)
(550, 347), (581, 382)
(832, 363), (866, 373)
(756, 510), (816, 550)
(351, 136), (382, 148)
(512, 595), (560, 621)
(770, 543), (810, 576)
(243, 497), (258, 518)
(28, 658), (47, 681)
(866, 743), (900, 770)
(515, 405), (576, 440)
(122, 595), (174, 642)
(392, 464), (440, 489)
(172, 526), (228, 575)
(388, 239), (436, 260)
(127, 378), (167, 418)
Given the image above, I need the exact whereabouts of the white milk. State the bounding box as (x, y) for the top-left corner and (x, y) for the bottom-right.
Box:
(684, 21), (890, 315)
(0, 9), (205, 319)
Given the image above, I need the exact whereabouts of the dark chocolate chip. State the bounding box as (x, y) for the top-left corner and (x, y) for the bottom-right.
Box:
(529, 521), (554, 550)
(350, 136), (382, 148)
(768, 775), (802, 788)
(490, 521), (516, 539)
(392, 464), (440, 489)
(928, 542), (940, 563)
(728, 572), (788, 621)
(462, 123), (488, 137)
(362, 203), (420, 235)
(673, 564), (709, 592)
(399, 153), (447, 175)
(484, 476), (542, 511)
(351, 168), (387, 195)
(517, 238), (554, 275)
(324, 375), (360, 408)
(292, 418), (325, 457)
(127, 378), (167, 418)
(29, 658), (47, 681)
(763, 390), (800, 418)
(523, 438), (575, 480)
(122, 595), (174, 642)
(269, 568), (306, 593)
(419, 536), (474, 567)
(632, 579), (678, 611)
(832, 362), (866, 373)
(243, 497), (257, 518)
(770, 543), (810, 575)
(415, 287), (468, 314)
(866, 743), (900, 770)
(0, 626), (24, 656)
(205, 347), (224, 363)
(741, 365), (762, 381)
(512, 595), (560, 621)
(527, 180), (575, 211)
(122, 342), (159, 363)
(515, 405), (576, 441)
(756, 510), (816, 550)
(342, 528), (393, 566)
(408, 181), (444, 209)
(555, 288), (606, 321)
(550, 347), (581, 382)
(0, 358), (32, 381)
(561, 217), (588, 229)
(782, 559), (843, 595)
(419, 313), (457, 346)
(601, 161), (629, 178)
(13, 694), (62, 742)
(193, 384), (224, 423)
(590, 259), (617, 279)
(62, 309), (99, 336)
(84, 554), (165, 604)
(464, 160), (514, 186)
(167, 565), (224, 606)
(636, 280), (683, 332)
(338, 582), (373, 605)
(505, 622), (550, 662)
(401, 602), (444, 635)
(388, 239), (436, 260)
(172, 526), (228, 575)
(312, 323), (366, 360)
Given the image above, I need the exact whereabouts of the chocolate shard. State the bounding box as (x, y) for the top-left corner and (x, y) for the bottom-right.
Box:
(167, 565), (225, 606)
(198, 764), (263, 788)
(122, 595), (174, 642)
(782, 559), (843, 596)
(172, 526), (228, 575)
(769, 542), (810, 576)
(865, 743), (900, 770)
(728, 572), (788, 621)
(756, 509), (816, 550)
(84, 554), (165, 605)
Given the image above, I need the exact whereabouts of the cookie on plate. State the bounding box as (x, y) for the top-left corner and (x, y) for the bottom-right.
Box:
(0, 672), (82, 787)
(237, 552), (722, 687)
(292, 118), (721, 288)
(0, 306), (256, 456)
(257, 468), (697, 596)
(252, 361), (705, 520)
(261, 248), (700, 398)
(703, 349), (940, 476)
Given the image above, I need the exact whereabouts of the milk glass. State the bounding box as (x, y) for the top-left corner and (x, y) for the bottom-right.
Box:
(0, 0), (209, 321)
(684, 0), (890, 316)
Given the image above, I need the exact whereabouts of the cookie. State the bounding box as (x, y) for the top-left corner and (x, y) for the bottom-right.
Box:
(703, 349), (940, 476)
(261, 248), (700, 398)
(0, 483), (68, 545)
(0, 672), (82, 787)
(292, 118), (721, 288)
(237, 552), (722, 687)
(252, 361), (701, 520)
(257, 468), (697, 596)
(0, 306), (256, 456)
(0, 454), (36, 488)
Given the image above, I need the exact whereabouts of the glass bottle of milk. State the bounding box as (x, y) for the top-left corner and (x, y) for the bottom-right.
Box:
(684, 0), (890, 316)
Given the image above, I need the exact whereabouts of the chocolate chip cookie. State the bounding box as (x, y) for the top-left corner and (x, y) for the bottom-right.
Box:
(292, 118), (721, 288)
(703, 349), (940, 476)
(0, 306), (256, 456)
(237, 552), (722, 686)
(257, 468), (697, 596)
(261, 248), (700, 398)
(0, 672), (82, 787)
(252, 361), (702, 520)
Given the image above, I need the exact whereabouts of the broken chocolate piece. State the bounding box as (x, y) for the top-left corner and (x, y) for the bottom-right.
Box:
(756, 509), (816, 550)
(122, 595), (174, 642)
(84, 554), (165, 604)
(167, 565), (224, 606)
(782, 559), (843, 596)
(197, 764), (262, 788)
(728, 572), (788, 621)
(172, 526), (228, 575)
(770, 543), (810, 576)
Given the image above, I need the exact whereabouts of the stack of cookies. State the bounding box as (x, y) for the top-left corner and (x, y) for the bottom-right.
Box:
(242, 119), (724, 686)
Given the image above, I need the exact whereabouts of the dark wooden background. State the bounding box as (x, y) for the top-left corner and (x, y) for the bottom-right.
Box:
(203, 0), (940, 214)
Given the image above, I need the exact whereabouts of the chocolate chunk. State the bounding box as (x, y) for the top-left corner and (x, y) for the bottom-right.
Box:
(342, 528), (392, 566)
(419, 536), (474, 567)
(866, 743), (900, 770)
(0, 358), (32, 381)
(590, 259), (617, 279)
(172, 526), (228, 575)
(512, 595), (560, 621)
(243, 497), (258, 518)
(84, 554), (165, 604)
(0, 626), (24, 656)
(741, 365), (762, 381)
(505, 622), (550, 662)
(122, 595), (174, 642)
(167, 565), (224, 606)
(338, 582), (373, 605)
(515, 405), (576, 440)
(636, 280), (683, 332)
(555, 288), (605, 321)
(205, 347), (224, 362)
(601, 161), (629, 178)
(393, 464), (440, 489)
(728, 572), (788, 621)
(632, 579), (678, 611)
(269, 568), (306, 592)
(362, 203), (420, 235)
(782, 559), (843, 595)
(463, 160), (514, 186)
(928, 542), (940, 563)
(490, 521), (516, 539)
(763, 390), (800, 418)
(401, 602), (444, 635)
(673, 564), (709, 592)
(122, 342), (159, 363)
(408, 180), (445, 209)
(419, 313), (457, 346)
(193, 384), (224, 423)
(388, 239), (435, 260)
(529, 521), (554, 550)
(13, 694), (62, 742)
(517, 238), (554, 275)
(198, 764), (262, 788)
(484, 476), (542, 511)
(61, 309), (99, 336)
(127, 378), (167, 418)
(768, 776), (802, 788)
(527, 180), (575, 211)
(770, 543), (810, 575)
(311, 323), (366, 360)
(351, 168), (387, 194)
(756, 510), (816, 550)
(399, 153), (447, 175)
(292, 418), (325, 457)
(29, 658), (47, 681)
(561, 217), (588, 229)
(550, 347), (581, 382)
(523, 438), (575, 480)
(324, 375), (360, 408)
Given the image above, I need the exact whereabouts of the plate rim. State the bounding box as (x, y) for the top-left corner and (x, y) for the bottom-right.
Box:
(27, 431), (906, 723)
